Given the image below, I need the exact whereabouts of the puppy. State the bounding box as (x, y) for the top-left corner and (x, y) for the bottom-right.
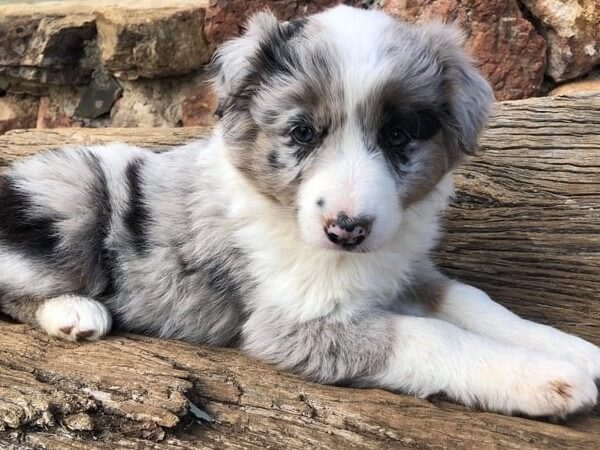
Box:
(1, 5), (598, 418)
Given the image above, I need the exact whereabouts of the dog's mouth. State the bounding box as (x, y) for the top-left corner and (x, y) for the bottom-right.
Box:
(342, 245), (371, 254)
(321, 239), (372, 254)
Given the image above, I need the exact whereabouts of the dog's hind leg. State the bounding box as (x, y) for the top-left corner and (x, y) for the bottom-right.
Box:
(0, 294), (45, 325)
(0, 147), (125, 340)
(1, 293), (112, 341)
(0, 249), (112, 341)
(35, 295), (112, 341)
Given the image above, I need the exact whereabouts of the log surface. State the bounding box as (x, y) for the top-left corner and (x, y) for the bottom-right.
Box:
(1, 93), (599, 449)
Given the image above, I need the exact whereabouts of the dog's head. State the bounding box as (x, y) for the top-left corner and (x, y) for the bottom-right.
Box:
(212, 5), (493, 252)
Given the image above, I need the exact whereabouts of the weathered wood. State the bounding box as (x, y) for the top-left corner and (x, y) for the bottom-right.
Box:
(0, 127), (211, 166)
(0, 93), (599, 448)
(1, 323), (599, 450)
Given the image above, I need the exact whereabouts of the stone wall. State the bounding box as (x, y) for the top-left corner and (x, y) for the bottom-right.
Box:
(1, 0), (598, 134)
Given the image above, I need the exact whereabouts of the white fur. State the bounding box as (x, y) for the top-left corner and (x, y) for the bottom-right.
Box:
(315, 7), (409, 110)
(437, 282), (600, 380)
(36, 295), (112, 341)
(298, 126), (403, 252)
(214, 135), (452, 322)
(377, 316), (598, 417)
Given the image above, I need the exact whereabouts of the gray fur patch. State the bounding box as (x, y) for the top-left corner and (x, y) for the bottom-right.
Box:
(0, 293), (44, 326)
(243, 310), (396, 385)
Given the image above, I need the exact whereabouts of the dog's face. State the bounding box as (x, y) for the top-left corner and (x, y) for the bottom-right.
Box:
(213, 5), (493, 252)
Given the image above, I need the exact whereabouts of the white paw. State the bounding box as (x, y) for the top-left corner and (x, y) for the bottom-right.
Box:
(494, 358), (598, 418)
(36, 295), (112, 341)
(550, 335), (600, 382)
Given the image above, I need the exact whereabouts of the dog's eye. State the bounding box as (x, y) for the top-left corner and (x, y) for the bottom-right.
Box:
(382, 126), (409, 148)
(290, 125), (316, 145)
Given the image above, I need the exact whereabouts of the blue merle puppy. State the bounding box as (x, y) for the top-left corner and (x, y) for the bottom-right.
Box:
(1, 5), (599, 417)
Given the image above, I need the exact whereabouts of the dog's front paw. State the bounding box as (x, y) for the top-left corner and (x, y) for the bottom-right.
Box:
(36, 295), (112, 341)
(553, 335), (600, 382)
(524, 324), (600, 381)
(493, 358), (598, 418)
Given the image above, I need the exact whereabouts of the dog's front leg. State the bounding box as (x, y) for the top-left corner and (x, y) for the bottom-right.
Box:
(433, 281), (600, 381)
(242, 310), (597, 417)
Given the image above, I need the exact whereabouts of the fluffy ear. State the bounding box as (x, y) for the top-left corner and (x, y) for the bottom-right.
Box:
(422, 23), (495, 154)
(211, 11), (309, 118)
(211, 11), (280, 117)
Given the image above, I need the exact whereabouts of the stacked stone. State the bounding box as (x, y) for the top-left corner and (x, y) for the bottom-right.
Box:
(0, 0), (598, 134)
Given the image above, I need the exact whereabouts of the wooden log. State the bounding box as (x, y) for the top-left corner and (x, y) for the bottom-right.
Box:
(1, 93), (599, 448)
(2, 324), (600, 450)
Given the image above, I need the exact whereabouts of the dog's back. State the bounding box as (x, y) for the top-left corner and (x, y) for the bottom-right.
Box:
(0, 147), (132, 300)
(0, 142), (251, 343)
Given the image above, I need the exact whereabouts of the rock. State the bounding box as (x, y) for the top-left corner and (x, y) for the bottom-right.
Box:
(37, 92), (83, 129)
(96, 7), (211, 80)
(75, 71), (122, 119)
(0, 76), (53, 97)
(0, 13), (97, 87)
(0, 95), (38, 134)
(180, 85), (218, 127)
(109, 80), (178, 127)
(110, 72), (212, 128)
(381, 0), (547, 100)
(204, 0), (343, 46)
(520, 0), (599, 82)
(550, 79), (600, 96)
(63, 412), (94, 431)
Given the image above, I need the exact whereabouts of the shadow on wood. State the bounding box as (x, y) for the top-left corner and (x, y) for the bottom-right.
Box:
(1, 93), (599, 449)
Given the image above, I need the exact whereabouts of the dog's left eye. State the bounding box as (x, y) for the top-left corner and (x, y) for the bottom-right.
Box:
(381, 126), (409, 149)
(290, 125), (316, 145)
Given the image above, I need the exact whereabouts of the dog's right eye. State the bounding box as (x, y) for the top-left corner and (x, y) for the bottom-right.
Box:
(380, 124), (410, 150)
(290, 125), (316, 145)
(385, 127), (409, 148)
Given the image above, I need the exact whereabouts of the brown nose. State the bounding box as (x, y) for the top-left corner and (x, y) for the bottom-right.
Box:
(324, 213), (373, 249)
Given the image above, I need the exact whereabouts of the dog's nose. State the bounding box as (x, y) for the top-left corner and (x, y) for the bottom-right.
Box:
(324, 213), (373, 249)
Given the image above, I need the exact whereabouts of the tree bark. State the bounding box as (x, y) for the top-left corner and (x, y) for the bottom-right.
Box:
(1, 93), (599, 449)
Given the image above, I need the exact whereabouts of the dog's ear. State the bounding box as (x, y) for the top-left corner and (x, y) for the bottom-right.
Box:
(211, 11), (280, 118)
(422, 23), (495, 154)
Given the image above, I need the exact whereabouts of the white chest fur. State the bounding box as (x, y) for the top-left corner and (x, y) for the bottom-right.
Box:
(213, 147), (454, 323)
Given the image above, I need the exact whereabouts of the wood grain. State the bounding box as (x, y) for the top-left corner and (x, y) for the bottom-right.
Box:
(1, 323), (599, 449)
(0, 93), (599, 448)
(0, 127), (211, 166)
